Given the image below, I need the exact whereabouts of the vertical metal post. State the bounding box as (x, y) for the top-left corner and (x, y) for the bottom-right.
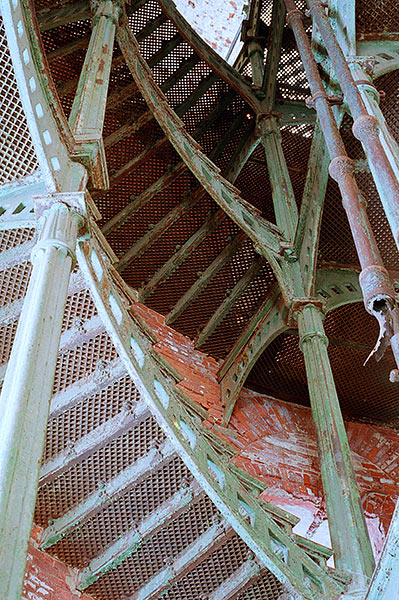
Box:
(0, 202), (82, 599)
(306, 0), (399, 249)
(349, 62), (399, 251)
(297, 303), (375, 584)
(258, 115), (299, 242)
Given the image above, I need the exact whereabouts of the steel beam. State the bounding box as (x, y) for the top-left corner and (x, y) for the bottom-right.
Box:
(40, 400), (149, 486)
(262, 0), (285, 109)
(126, 518), (231, 600)
(41, 438), (176, 549)
(196, 257), (264, 348)
(218, 287), (287, 423)
(78, 480), (203, 589)
(37, 0), (91, 31)
(0, 203), (82, 599)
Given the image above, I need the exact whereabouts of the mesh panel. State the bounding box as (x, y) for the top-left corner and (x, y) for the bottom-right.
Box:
(356, 0), (399, 34)
(0, 262), (32, 308)
(164, 534), (248, 599)
(87, 494), (218, 598)
(0, 227), (35, 252)
(237, 570), (284, 600)
(0, 18), (38, 184)
(43, 376), (138, 462)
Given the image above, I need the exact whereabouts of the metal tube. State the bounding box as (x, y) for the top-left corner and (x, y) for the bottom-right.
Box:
(0, 203), (81, 598)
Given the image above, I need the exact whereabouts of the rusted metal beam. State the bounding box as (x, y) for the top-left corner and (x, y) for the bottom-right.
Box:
(195, 256), (264, 348)
(262, 0), (285, 109)
(78, 480), (203, 589)
(126, 518), (231, 600)
(40, 400), (149, 486)
(41, 438), (176, 549)
(37, 0), (90, 31)
(245, 0), (265, 87)
(286, 0), (399, 380)
(167, 232), (247, 325)
(307, 0), (399, 250)
(218, 287), (287, 423)
(110, 136), (169, 184)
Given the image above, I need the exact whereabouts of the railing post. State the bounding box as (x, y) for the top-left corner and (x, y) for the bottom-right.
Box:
(0, 199), (83, 599)
(349, 62), (399, 251)
(69, 0), (122, 188)
(296, 302), (375, 587)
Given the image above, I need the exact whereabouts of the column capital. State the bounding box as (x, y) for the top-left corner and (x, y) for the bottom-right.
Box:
(287, 296), (325, 327)
(31, 202), (83, 265)
(90, 0), (123, 26)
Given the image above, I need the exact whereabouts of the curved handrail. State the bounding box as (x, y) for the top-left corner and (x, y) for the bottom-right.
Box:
(76, 230), (349, 600)
(0, 0), (86, 192)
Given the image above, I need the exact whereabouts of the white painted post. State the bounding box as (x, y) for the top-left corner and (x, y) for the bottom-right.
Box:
(0, 201), (82, 599)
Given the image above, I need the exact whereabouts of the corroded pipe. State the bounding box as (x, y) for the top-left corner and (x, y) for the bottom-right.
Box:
(284, 0), (399, 381)
(307, 0), (399, 248)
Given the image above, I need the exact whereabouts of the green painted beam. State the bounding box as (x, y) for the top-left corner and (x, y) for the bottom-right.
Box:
(218, 286), (287, 423)
(195, 256), (264, 348)
(297, 303), (375, 585)
(259, 116), (299, 243)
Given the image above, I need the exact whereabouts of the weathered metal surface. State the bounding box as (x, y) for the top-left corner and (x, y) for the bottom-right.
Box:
(41, 438), (176, 549)
(127, 518), (231, 600)
(49, 356), (126, 419)
(307, 0), (399, 251)
(218, 287), (287, 424)
(314, 266), (362, 312)
(167, 232), (247, 325)
(39, 401), (149, 486)
(195, 256), (264, 348)
(78, 480), (203, 589)
(364, 497), (399, 600)
(0, 203), (81, 599)
(76, 235), (349, 600)
(259, 115), (298, 242)
(296, 303), (375, 585)
(208, 558), (261, 600)
(285, 0), (399, 381)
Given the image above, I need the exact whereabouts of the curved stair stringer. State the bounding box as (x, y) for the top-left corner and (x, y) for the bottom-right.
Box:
(155, 0), (264, 113)
(0, 0), (87, 193)
(76, 230), (351, 600)
(116, 23), (299, 302)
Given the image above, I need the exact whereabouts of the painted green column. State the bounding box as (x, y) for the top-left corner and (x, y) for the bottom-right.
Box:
(0, 202), (82, 599)
(350, 62), (399, 251)
(296, 303), (375, 588)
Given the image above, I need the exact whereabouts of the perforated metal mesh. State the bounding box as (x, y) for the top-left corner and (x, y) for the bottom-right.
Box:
(0, 227), (35, 252)
(0, 18), (38, 184)
(237, 569), (284, 599)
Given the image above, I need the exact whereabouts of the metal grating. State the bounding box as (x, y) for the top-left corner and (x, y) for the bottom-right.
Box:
(0, 261), (32, 308)
(0, 18), (39, 184)
(0, 227), (35, 252)
(237, 569), (285, 600)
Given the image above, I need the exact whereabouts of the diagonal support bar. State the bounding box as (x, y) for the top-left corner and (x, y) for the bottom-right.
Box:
(218, 286), (287, 424)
